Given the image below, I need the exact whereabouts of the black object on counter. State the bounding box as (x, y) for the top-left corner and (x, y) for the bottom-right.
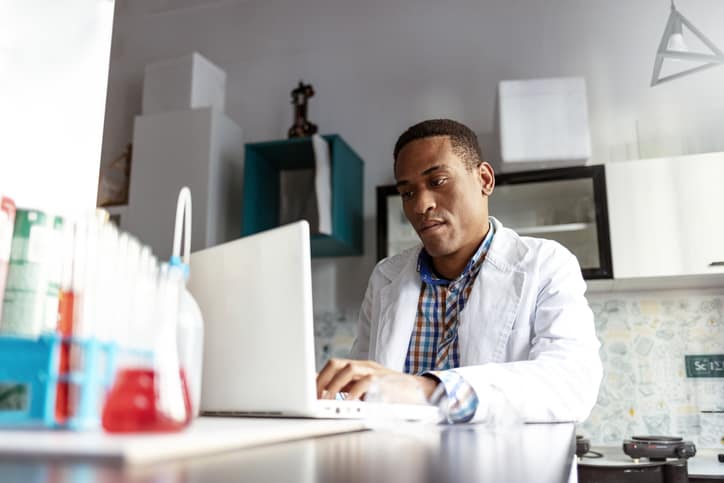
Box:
(662, 460), (689, 483)
(579, 459), (690, 483)
(623, 436), (697, 462)
(576, 435), (591, 458)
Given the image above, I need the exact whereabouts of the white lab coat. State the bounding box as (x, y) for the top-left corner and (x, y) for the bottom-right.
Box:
(349, 217), (602, 423)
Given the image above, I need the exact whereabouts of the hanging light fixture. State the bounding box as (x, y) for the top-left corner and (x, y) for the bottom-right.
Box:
(666, 15), (687, 52)
(651, 0), (724, 86)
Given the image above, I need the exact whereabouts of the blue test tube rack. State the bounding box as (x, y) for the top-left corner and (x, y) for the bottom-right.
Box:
(0, 333), (117, 430)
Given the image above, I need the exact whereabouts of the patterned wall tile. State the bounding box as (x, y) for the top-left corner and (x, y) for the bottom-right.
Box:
(314, 309), (357, 370)
(581, 292), (724, 449)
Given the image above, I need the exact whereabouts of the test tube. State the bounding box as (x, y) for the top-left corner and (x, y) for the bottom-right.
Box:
(55, 220), (76, 424)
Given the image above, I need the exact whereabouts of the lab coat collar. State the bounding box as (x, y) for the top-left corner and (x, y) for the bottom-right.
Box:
(373, 217), (528, 370)
(484, 216), (528, 273)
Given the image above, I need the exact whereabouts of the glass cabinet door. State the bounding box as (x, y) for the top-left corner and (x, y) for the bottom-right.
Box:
(376, 165), (613, 280)
(489, 165), (612, 279)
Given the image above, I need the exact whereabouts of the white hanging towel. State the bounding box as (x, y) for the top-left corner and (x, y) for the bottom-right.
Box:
(312, 134), (332, 236)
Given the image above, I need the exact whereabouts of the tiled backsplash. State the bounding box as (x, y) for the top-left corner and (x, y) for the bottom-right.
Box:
(580, 290), (724, 448)
(314, 309), (357, 370)
(314, 290), (724, 449)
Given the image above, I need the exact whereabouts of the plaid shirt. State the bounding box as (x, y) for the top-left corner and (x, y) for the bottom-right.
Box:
(403, 221), (495, 422)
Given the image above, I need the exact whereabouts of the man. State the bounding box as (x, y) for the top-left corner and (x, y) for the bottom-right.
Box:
(316, 119), (602, 423)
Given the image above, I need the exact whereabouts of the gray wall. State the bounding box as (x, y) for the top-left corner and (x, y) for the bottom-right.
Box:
(101, 0), (724, 313)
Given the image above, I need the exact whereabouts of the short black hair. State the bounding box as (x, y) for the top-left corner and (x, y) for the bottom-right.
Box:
(393, 119), (483, 170)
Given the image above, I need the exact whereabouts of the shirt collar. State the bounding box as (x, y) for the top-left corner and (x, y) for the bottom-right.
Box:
(417, 219), (495, 286)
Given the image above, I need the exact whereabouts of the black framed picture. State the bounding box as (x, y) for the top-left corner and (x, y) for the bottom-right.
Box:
(376, 185), (420, 261)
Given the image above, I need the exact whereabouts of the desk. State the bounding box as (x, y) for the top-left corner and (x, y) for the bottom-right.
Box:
(0, 421), (576, 483)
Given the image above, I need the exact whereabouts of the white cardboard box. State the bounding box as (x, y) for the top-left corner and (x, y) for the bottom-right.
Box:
(498, 77), (591, 172)
(125, 108), (243, 259)
(142, 52), (226, 115)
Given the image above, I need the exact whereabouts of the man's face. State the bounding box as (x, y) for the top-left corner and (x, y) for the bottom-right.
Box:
(394, 136), (494, 259)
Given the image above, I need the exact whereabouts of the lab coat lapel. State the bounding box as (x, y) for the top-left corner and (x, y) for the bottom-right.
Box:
(461, 218), (526, 364)
(374, 251), (420, 371)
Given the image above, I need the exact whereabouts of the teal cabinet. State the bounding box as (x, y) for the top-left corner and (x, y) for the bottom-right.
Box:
(242, 135), (363, 257)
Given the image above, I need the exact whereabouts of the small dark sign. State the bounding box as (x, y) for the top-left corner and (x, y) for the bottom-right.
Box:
(685, 354), (724, 378)
(0, 383), (29, 410)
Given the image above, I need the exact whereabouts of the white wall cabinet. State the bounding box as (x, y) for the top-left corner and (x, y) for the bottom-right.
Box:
(602, 152), (724, 289)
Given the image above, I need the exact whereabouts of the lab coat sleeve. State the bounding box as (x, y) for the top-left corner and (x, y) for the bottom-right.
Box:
(348, 269), (376, 360)
(453, 249), (602, 423)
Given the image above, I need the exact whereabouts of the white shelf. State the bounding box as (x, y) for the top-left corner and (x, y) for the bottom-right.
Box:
(587, 273), (724, 293)
(101, 205), (127, 215)
(513, 222), (592, 236)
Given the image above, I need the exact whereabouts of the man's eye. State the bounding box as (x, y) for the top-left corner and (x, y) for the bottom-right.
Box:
(400, 191), (414, 200)
(431, 177), (447, 187)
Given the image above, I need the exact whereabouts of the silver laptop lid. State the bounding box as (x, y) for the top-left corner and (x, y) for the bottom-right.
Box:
(188, 221), (318, 413)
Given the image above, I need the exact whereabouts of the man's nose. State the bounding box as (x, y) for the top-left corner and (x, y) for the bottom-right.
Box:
(413, 190), (436, 215)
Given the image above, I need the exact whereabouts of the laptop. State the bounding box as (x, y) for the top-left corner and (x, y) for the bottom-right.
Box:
(188, 220), (438, 421)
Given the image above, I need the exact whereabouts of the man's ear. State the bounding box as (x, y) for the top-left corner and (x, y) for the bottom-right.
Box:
(478, 162), (495, 196)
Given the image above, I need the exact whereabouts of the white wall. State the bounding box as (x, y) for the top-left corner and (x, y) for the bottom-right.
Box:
(100, 0), (724, 312)
(0, 0), (115, 218)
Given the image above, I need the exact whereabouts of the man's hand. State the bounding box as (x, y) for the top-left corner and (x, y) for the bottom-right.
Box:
(316, 358), (439, 402)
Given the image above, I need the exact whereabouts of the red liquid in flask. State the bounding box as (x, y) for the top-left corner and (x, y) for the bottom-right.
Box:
(102, 368), (192, 433)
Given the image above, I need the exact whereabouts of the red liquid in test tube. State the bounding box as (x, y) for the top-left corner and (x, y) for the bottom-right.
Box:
(54, 290), (74, 424)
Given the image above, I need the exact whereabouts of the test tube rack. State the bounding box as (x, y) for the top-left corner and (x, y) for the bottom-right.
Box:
(0, 333), (117, 430)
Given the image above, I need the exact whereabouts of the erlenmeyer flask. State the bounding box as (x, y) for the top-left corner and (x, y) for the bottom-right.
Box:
(102, 264), (191, 432)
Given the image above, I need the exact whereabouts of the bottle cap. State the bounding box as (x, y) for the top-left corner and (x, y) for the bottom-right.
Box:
(169, 255), (190, 280)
